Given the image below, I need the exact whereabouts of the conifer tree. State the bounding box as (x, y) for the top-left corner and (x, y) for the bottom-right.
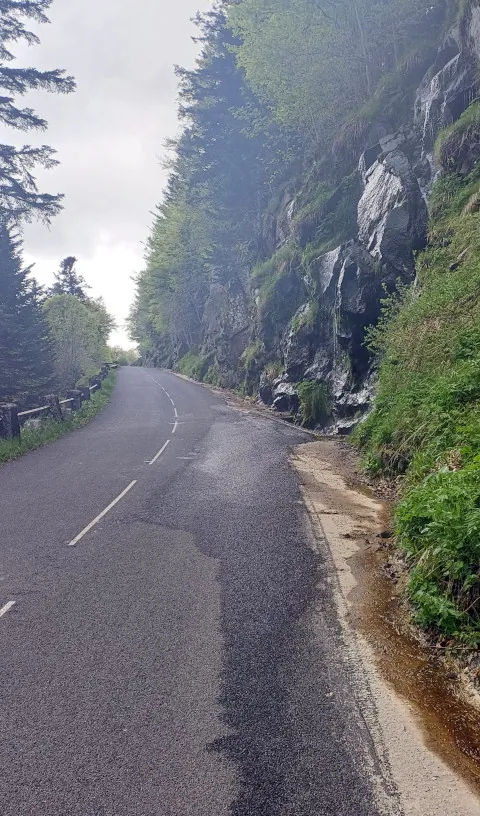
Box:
(0, 0), (75, 224)
(49, 256), (90, 300)
(0, 220), (54, 403)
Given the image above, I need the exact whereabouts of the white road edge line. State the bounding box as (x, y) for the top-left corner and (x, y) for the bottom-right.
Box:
(174, 407), (178, 418)
(0, 601), (16, 619)
(68, 481), (138, 547)
(149, 438), (171, 466)
(172, 421), (178, 435)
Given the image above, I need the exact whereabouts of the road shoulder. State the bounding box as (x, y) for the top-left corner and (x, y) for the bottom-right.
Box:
(292, 440), (480, 816)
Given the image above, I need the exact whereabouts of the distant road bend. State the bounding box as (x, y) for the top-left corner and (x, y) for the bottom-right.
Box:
(0, 367), (396, 815)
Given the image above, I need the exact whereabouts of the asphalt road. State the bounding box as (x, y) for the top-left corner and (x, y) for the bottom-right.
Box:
(0, 367), (396, 815)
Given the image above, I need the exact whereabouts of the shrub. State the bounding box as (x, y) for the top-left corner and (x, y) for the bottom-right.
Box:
(177, 351), (208, 380)
(297, 380), (331, 427)
(354, 163), (480, 640)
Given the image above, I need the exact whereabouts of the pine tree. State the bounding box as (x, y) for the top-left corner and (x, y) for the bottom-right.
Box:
(49, 256), (90, 300)
(0, 0), (75, 224)
(0, 220), (55, 403)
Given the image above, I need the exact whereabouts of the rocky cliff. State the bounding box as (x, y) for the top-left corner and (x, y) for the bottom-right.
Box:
(195, 4), (480, 430)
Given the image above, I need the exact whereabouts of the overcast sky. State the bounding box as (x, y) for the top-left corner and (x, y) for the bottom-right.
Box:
(5, 0), (211, 347)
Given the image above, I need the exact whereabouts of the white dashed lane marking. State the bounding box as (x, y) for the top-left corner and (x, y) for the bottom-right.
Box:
(68, 481), (138, 547)
(0, 601), (16, 619)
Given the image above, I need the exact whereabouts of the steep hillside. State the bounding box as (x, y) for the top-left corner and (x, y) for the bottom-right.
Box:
(130, 0), (457, 423)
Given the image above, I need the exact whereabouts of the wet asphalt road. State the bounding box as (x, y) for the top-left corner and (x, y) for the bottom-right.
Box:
(0, 367), (393, 815)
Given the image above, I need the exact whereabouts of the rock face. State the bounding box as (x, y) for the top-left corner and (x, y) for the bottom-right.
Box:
(358, 141), (428, 280)
(274, 242), (378, 421)
(192, 6), (480, 430)
(203, 281), (250, 373)
(254, 9), (480, 429)
(414, 15), (480, 184)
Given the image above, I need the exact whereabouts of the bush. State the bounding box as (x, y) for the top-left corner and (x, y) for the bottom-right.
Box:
(177, 351), (208, 380)
(434, 102), (480, 173)
(397, 461), (480, 642)
(297, 380), (331, 427)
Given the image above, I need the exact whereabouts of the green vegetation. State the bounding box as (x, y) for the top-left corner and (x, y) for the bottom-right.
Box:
(434, 101), (480, 172)
(240, 340), (264, 370)
(291, 301), (319, 334)
(177, 351), (209, 380)
(129, 2), (449, 373)
(0, 370), (116, 466)
(0, 0), (75, 225)
(109, 346), (139, 366)
(297, 380), (331, 427)
(354, 165), (480, 642)
(251, 243), (300, 307)
(44, 292), (114, 393)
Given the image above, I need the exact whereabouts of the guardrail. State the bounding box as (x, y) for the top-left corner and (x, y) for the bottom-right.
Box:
(0, 363), (118, 441)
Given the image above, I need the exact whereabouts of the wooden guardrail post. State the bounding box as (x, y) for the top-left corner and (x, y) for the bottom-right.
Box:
(89, 376), (102, 391)
(67, 390), (82, 410)
(79, 386), (90, 402)
(0, 404), (20, 440)
(45, 395), (63, 422)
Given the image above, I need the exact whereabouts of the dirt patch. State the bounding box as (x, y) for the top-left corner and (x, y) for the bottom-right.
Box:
(292, 439), (480, 816)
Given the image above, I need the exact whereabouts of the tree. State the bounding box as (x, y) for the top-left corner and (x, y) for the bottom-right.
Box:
(227, 0), (446, 144)
(43, 294), (114, 392)
(49, 256), (90, 300)
(0, 219), (55, 403)
(0, 0), (75, 224)
(129, 7), (290, 365)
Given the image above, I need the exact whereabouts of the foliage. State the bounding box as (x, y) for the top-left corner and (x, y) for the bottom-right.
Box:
(396, 460), (480, 641)
(43, 294), (114, 392)
(0, 370), (116, 465)
(108, 346), (139, 366)
(228, 0), (447, 144)
(240, 340), (263, 371)
(434, 101), (480, 173)
(354, 164), (480, 638)
(0, 0), (75, 224)
(297, 380), (331, 427)
(177, 350), (209, 380)
(291, 301), (319, 334)
(128, 7), (291, 366)
(251, 242), (299, 307)
(49, 257), (90, 300)
(0, 221), (55, 404)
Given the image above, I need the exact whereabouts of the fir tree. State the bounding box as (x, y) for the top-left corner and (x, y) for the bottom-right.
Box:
(0, 0), (75, 224)
(0, 220), (55, 403)
(49, 256), (90, 300)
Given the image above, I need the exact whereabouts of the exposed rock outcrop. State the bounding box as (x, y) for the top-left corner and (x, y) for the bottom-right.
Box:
(251, 8), (480, 429)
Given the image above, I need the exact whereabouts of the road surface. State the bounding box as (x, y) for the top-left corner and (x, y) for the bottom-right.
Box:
(0, 367), (395, 815)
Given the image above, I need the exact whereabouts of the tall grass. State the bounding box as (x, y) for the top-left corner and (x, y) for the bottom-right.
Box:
(353, 166), (480, 642)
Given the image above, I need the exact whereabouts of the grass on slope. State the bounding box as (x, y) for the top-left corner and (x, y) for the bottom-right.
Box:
(353, 167), (480, 644)
(0, 370), (117, 465)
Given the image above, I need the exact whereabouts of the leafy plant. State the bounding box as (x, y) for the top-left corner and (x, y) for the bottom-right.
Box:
(354, 162), (480, 639)
(177, 351), (208, 380)
(297, 380), (331, 427)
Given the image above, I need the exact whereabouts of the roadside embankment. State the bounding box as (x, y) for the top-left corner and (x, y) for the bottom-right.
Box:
(293, 439), (480, 816)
